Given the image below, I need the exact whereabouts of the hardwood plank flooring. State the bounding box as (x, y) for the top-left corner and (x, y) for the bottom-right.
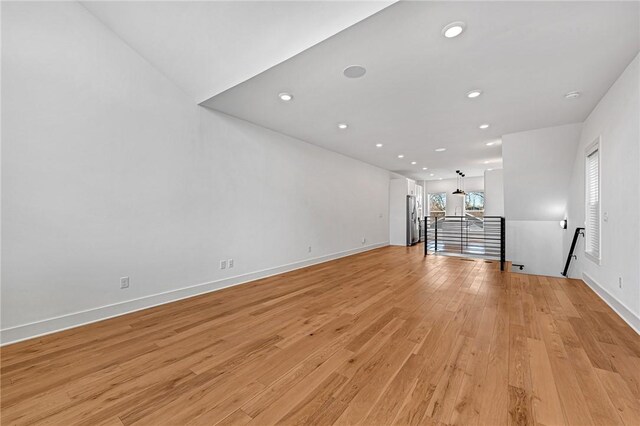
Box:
(2, 246), (639, 425)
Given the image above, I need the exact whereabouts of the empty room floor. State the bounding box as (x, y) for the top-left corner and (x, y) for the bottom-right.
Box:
(2, 246), (639, 425)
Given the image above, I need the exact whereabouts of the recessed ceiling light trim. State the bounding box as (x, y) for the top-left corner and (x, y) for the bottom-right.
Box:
(278, 92), (293, 101)
(479, 124), (490, 129)
(564, 91), (581, 99)
(435, 148), (446, 152)
(337, 123), (348, 130)
(375, 143), (383, 148)
(442, 21), (466, 38)
(398, 154), (404, 158)
(466, 90), (482, 99)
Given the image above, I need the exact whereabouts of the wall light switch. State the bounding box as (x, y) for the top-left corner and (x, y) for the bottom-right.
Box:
(220, 260), (227, 270)
(120, 277), (130, 289)
(228, 259), (234, 268)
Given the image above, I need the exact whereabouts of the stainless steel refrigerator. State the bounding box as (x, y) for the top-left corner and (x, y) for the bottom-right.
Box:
(406, 195), (419, 246)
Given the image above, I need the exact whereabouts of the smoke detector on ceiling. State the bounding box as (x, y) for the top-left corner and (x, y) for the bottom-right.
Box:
(343, 65), (367, 79)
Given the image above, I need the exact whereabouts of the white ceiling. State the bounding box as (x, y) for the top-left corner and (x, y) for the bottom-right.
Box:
(203, 1), (640, 180)
(81, 1), (393, 103)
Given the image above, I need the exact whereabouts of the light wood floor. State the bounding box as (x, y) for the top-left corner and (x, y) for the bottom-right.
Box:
(2, 246), (640, 425)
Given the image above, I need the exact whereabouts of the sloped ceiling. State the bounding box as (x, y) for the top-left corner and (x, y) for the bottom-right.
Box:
(82, 1), (639, 181)
(82, 1), (394, 103)
(203, 1), (639, 180)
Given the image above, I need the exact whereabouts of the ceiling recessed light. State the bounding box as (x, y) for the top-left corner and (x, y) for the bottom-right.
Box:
(343, 65), (367, 79)
(564, 91), (581, 99)
(375, 143), (383, 148)
(483, 160), (490, 164)
(467, 90), (482, 99)
(278, 92), (293, 101)
(430, 173), (435, 177)
(442, 21), (466, 38)
(435, 148), (446, 152)
(411, 161), (417, 165)
(439, 178), (443, 180)
(398, 154), (404, 158)
(486, 141), (495, 146)
(479, 124), (490, 129)
(337, 123), (348, 130)
(422, 167), (428, 170)
(487, 168), (494, 171)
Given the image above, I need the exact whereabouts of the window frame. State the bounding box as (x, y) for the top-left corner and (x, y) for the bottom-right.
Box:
(584, 137), (601, 265)
(428, 192), (447, 214)
(464, 191), (485, 212)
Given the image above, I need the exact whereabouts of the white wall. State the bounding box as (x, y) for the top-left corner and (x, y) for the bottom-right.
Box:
(1, 2), (391, 344)
(506, 221), (564, 277)
(423, 176), (484, 216)
(389, 179), (409, 246)
(565, 53), (640, 332)
(483, 169), (504, 217)
(502, 123), (581, 277)
(503, 123), (582, 221)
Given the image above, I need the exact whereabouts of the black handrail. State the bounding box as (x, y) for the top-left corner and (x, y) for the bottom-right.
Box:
(424, 215), (505, 271)
(561, 227), (584, 277)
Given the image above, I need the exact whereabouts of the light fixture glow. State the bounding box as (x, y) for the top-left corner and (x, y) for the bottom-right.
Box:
(564, 91), (581, 99)
(422, 167), (428, 170)
(278, 92), (293, 102)
(398, 154), (404, 158)
(486, 141), (495, 146)
(411, 161), (417, 165)
(479, 124), (490, 129)
(559, 219), (567, 229)
(483, 160), (490, 164)
(430, 173), (435, 177)
(435, 148), (446, 152)
(467, 90), (482, 98)
(337, 123), (348, 130)
(439, 178), (443, 180)
(442, 21), (466, 38)
(487, 168), (494, 171)
(375, 143), (383, 148)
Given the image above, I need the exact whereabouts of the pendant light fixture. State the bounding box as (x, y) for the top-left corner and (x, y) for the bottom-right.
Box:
(452, 170), (466, 196)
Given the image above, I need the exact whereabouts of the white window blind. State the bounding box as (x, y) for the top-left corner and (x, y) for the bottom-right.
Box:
(585, 145), (600, 261)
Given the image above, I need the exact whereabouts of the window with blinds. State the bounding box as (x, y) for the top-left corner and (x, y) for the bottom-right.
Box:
(585, 141), (600, 262)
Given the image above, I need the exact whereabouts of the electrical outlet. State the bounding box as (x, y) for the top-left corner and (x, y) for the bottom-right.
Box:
(308, 246), (312, 253)
(120, 276), (130, 289)
(220, 260), (227, 270)
(228, 259), (234, 268)
(619, 277), (623, 289)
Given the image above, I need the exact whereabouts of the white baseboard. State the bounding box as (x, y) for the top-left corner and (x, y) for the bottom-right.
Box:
(582, 273), (640, 335)
(1, 242), (389, 346)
